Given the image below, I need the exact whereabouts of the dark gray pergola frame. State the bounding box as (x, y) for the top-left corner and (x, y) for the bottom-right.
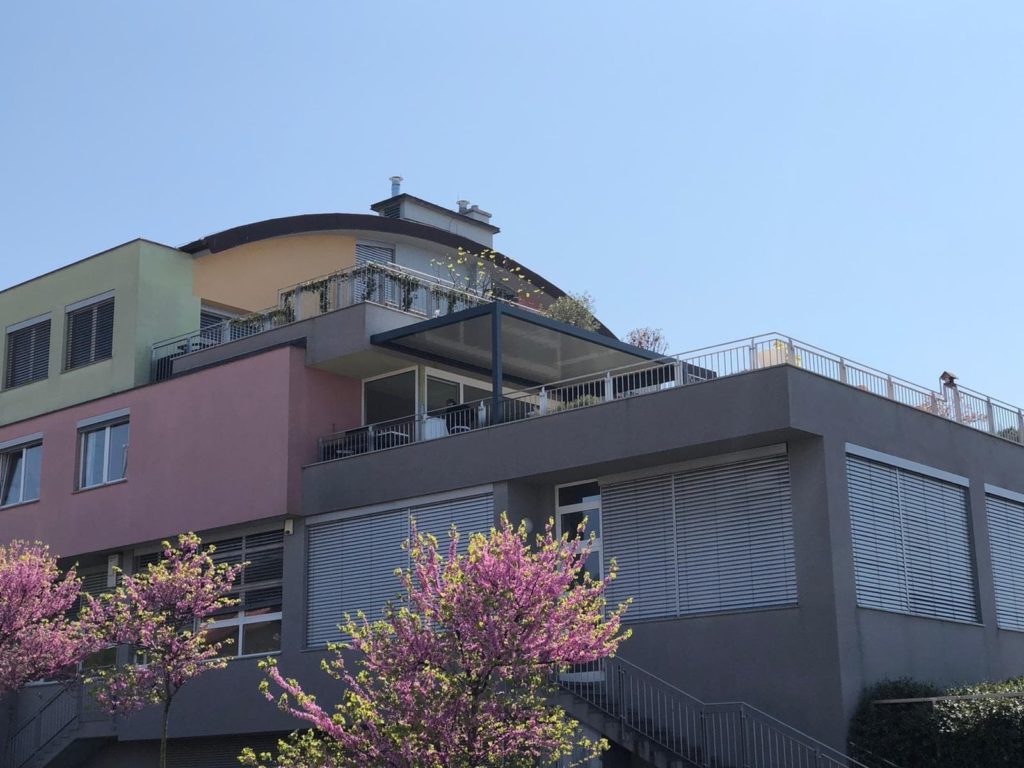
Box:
(370, 302), (664, 424)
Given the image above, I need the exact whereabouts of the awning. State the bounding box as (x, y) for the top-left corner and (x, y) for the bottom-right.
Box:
(370, 303), (665, 389)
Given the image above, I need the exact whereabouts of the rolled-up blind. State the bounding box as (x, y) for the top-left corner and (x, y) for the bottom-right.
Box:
(65, 298), (114, 370)
(5, 319), (50, 388)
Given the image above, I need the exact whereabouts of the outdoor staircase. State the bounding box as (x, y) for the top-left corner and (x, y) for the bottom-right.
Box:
(553, 657), (871, 768)
(7, 659), (870, 768)
(3, 684), (112, 768)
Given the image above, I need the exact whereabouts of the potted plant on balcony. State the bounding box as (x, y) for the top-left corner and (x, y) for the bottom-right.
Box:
(395, 272), (422, 312)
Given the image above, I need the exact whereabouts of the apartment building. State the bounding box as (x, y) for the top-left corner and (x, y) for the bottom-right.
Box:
(3, 183), (1024, 768)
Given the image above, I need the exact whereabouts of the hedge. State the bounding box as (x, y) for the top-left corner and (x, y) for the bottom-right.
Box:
(849, 676), (1024, 768)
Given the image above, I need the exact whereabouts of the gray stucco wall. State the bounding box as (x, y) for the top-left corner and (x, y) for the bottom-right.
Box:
(787, 371), (1024, 727)
(14, 363), (1024, 765)
(301, 365), (1024, 749)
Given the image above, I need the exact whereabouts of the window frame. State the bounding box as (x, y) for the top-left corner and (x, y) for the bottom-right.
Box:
(0, 438), (43, 508)
(64, 292), (115, 372)
(555, 480), (602, 580)
(362, 366), (419, 424)
(4, 314), (51, 390)
(78, 419), (129, 490)
(202, 608), (283, 658)
(189, 528), (286, 659)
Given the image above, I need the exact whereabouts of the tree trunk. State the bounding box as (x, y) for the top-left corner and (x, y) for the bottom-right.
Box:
(160, 698), (171, 768)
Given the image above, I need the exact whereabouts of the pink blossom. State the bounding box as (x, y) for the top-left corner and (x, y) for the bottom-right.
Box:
(244, 515), (630, 768)
(0, 541), (100, 694)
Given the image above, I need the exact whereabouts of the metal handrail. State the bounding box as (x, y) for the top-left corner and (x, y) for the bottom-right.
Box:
(316, 332), (1024, 464)
(4, 682), (82, 768)
(557, 655), (872, 768)
(150, 260), (545, 380)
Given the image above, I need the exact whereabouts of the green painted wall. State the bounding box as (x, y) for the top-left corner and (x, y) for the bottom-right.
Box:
(0, 239), (199, 427)
(135, 241), (201, 385)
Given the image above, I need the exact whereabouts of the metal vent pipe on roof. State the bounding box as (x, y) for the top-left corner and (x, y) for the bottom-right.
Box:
(389, 176), (403, 196)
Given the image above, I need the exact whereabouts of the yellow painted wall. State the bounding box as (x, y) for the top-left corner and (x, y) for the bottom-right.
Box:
(192, 233), (358, 311)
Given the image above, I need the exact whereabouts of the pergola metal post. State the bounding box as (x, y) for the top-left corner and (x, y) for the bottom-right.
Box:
(491, 302), (503, 424)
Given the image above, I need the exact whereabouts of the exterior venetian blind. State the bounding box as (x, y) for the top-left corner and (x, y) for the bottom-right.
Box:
(5, 319), (50, 388)
(209, 530), (285, 612)
(604, 454), (797, 622)
(410, 494), (494, 554)
(674, 455), (796, 614)
(603, 475), (676, 620)
(847, 455), (977, 623)
(355, 243), (395, 267)
(306, 493), (493, 647)
(986, 493), (1024, 630)
(355, 243), (396, 305)
(65, 298), (114, 370)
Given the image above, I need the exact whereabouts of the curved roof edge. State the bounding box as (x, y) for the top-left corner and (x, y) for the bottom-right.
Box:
(180, 213), (615, 337)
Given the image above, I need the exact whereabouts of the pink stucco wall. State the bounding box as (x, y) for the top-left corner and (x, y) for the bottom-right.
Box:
(0, 346), (361, 557)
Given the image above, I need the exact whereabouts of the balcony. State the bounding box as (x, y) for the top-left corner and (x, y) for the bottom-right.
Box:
(150, 262), (539, 381)
(317, 333), (1024, 462)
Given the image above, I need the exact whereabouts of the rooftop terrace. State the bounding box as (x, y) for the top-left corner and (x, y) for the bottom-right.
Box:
(316, 333), (1024, 462)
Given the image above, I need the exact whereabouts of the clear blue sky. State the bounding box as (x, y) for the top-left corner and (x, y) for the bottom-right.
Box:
(2, 2), (1023, 403)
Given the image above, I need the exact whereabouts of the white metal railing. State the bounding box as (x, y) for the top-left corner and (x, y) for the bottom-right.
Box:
(557, 656), (870, 768)
(316, 333), (1024, 463)
(150, 262), (537, 381)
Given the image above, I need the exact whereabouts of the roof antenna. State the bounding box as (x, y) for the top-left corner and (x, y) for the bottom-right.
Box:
(389, 176), (403, 196)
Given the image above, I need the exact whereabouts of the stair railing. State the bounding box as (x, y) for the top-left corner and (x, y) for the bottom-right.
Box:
(556, 656), (872, 768)
(4, 683), (82, 768)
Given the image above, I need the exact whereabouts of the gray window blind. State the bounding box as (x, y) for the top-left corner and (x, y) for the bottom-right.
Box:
(306, 493), (493, 647)
(986, 493), (1024, 630)
(847, 455), (977, 623)
(209, 529), (285, 612)
(410, 494), (494, 554)
(65, 298), (114, 370)
(5, 319), (50, 388)
(356, 243), (395, 267)
(675, 455), (796, 614)
(604, 454), (797, 622)
(603, 475), (676, 621)
(73, 565), (112, 614)
(847, 458), (907, 613)
(355, 243), (396, 305)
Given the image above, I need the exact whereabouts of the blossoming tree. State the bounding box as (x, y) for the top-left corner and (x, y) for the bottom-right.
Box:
(242, 515), (630, 768)
(84, 533), (242, 768)
(0, 540), (97, 694)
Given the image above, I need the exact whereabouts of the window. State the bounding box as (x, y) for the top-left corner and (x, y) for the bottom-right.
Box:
(603, 452), (797, 621)
(306, 493), (493, 647)
(79, 421), (129, 488)
(200, 530), (284, 657)
(65, 295), (114, 370)
(556, 481), (602, 582)
(355, 242), (396, 305)
(847, 454), (977, 623)
(364, 370), (417, 423)
(0, 442), (42, 507)
(985, 492), (1024, 631)
(5, 317), (50, 388)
